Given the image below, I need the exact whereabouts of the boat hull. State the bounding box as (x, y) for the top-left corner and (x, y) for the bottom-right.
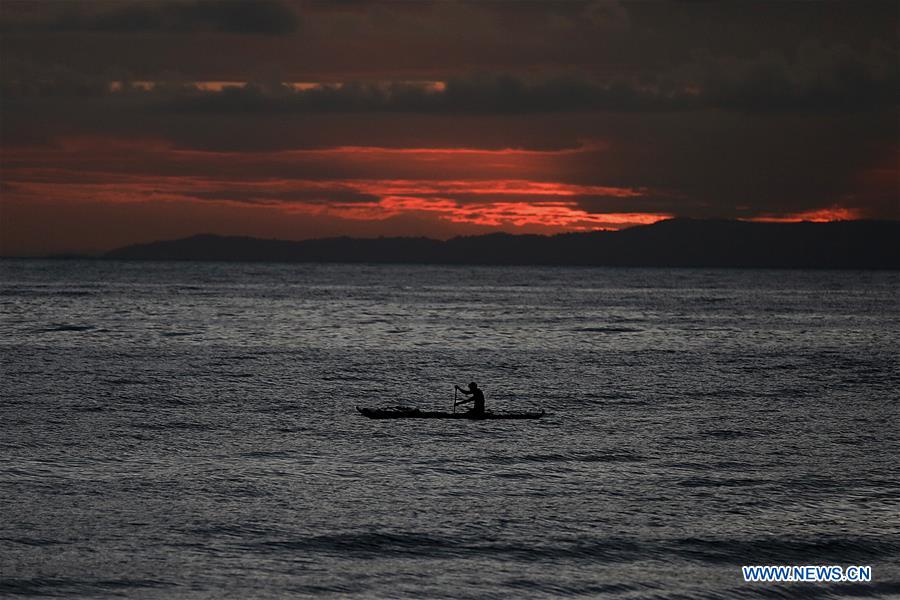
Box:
(356, 406), (544, 420)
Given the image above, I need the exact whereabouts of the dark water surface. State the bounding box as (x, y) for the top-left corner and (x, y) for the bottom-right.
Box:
(1, 260), (898, 599)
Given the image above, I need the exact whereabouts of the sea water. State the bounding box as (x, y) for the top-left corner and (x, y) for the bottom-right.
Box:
(1, 260), (898, 599)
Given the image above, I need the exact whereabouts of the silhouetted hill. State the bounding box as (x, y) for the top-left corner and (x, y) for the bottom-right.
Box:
(105, 219), (900, 268)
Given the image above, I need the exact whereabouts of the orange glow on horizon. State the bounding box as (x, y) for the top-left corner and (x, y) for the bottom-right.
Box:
(4, 137), (600, 158)
(3, 138), (607, 191)
(746, 206), (864, 223)
(108, 80), (449, 93)
(4, 134), (882, 257)
(3, 176), (645, 205)
(5, 176), (665, 232)
(277, 196), (669, 229)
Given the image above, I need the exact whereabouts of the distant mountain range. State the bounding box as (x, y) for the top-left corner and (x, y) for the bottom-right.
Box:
(105, 219), (899, 269)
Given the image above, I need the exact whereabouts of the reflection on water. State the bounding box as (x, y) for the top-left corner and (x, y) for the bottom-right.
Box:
(1, 260), (899, 598)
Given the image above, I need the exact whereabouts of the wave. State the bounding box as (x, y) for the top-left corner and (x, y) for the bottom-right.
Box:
(245, 531), (649, 563)
(0, 289), (95, 297)
(71, 404), (107, 413)
(695, 296), (733, 303)
(36, 324), (95, 333)
(105, 378), (150, 385)
(0, 577), (171, 596)
(133, 421), (213, 431)
(500, 579), (649, 596)
(672, 535), (900, 564)
(701, 429), (765, 439)
(718, 581), (900, 600)
(482, 452), (645, 465)
(675, 476), (765, 488)
(251, 531), (452, 557)
(238, 451), (294, 459)
(0, 536), (67, 547)
(239, 530), (900, 568)
(573, 326), (643, 333)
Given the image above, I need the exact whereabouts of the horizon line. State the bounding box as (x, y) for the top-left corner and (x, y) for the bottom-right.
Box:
(2, 217), (898, 260)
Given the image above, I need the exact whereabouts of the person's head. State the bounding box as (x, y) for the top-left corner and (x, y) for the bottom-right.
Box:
(469, 382), (478, 391)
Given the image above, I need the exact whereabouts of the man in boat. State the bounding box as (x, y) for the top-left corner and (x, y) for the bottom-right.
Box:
(455, 382), (485, 417)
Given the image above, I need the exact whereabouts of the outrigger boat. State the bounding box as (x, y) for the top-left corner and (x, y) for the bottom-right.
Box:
(356, 406), (544, 420)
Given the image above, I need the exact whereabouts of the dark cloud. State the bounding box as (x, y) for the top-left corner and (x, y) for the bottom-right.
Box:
(187, 188), (381, 206)
(669, 41), (898, 112)
(2, 0), (300, 35)
(5, 39), (893, 115)
(3, 1), (893, 84)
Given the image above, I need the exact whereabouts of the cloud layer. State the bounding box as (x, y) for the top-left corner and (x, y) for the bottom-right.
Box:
(2, 0), (300, 34)
(5, 40), (896, 114)
(1, 1), (897, 255)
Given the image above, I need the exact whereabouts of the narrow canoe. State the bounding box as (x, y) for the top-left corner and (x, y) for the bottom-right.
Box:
(356, 406), (544, 420)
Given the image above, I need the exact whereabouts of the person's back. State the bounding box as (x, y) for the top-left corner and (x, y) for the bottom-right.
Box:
(455, 381), (485, 416)
(471, 386), (485, 415)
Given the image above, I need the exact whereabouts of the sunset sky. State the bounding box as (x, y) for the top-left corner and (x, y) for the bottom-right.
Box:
(1, 0), (897, 255)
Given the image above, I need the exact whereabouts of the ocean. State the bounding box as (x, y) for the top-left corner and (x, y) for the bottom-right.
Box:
(1, 260), (898, 599)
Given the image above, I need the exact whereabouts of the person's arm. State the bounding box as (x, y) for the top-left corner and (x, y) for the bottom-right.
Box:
(454, 385), (473, 406)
